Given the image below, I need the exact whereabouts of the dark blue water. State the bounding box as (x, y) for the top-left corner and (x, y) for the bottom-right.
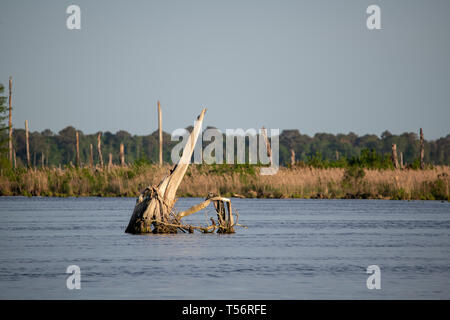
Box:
(0, 197), (449, 299)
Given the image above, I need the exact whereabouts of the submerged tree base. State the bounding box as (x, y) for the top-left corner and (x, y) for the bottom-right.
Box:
(125, 188), (240, 235)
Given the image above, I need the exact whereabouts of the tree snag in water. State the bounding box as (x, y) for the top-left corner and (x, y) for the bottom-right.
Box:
(125, 109), (241, 234)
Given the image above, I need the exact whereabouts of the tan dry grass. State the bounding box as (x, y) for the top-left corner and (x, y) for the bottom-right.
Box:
(0, 165), (448, 200)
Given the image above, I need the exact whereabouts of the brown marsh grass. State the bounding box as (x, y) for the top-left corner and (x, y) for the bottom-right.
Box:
(0, 164), (448, 200)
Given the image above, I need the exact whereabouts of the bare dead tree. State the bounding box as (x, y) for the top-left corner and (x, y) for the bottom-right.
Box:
(8, 76), (12, 166)
(75, 131), (80, 167)
(120, 143), (125, 166)
(108, 153), (113, 169)
(290, 149), (295, 167)
(392, 144), (399, 169)
(400, 152), (404, 169)
(261, 126), (272, 166)
(420, 128), (425, 170)
(25, 120), (30, 168)
(158, 100), (163, 166)
(125, 109), (225, 234)
(97, 132), (104, 168)
(89, 144), (94, 168)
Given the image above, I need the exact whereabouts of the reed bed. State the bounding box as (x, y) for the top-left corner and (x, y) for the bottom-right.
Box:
(0, 164), (448, 200)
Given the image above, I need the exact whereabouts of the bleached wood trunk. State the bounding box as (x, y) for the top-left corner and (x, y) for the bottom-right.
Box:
(89, 144), (94, 168)
(8, 76), (12, 166)
(108, 153), (113, 168)
(125, 109), (206, 234)
(120, 143), (125, 166)
(25, 120), (30, 168)
(391, 144), (399, 169)
(290, 149), (295, 167)
(261, 126), (272, 165)
(76, 131), (80, 167)
(158, 100), (163, 166)
(41, 152), (45, 168)
(97, 132), (104, 168)
(400, 152), (404, 169)
(420, 128), (424, 169)
(13, 149), (16, 168)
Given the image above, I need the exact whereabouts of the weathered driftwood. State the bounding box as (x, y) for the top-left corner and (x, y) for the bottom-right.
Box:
(125, 109), (241, 235)
(126, 109), (206, 234)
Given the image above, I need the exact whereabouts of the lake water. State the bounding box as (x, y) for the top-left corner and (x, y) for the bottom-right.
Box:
(0, 197), (449, 299)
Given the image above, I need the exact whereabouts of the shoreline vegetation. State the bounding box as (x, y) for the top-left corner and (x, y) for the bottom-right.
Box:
(0, 163), (448, 201)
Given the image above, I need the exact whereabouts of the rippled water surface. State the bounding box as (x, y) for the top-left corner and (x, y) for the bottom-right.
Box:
(0, 197), (449, 299)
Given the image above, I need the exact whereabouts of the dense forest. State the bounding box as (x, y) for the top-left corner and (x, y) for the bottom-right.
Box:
(8, 126), (450, 168)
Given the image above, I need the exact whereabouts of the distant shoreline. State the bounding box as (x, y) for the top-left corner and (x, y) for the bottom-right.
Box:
(1, 164), (448, 201)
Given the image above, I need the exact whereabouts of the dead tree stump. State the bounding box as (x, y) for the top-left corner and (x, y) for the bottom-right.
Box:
(126, 109), (207, 234)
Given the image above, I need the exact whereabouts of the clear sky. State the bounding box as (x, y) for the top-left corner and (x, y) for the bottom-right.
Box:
(1, 0), (449, 139)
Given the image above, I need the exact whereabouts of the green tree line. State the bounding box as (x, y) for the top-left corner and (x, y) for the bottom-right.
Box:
(6, 126), (450, 168)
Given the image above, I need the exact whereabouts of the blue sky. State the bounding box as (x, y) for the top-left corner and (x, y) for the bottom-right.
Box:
(1, 0), (449, 139)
